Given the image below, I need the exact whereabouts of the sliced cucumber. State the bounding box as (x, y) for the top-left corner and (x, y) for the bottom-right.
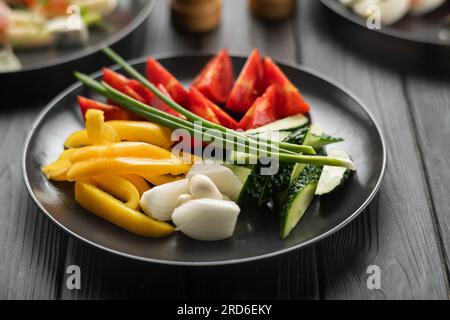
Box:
(315, 149), (352, 196)
(237, 127), (311, 208)
(252, 130), (291, 142)
(246, 114), (309, 135)
(259, 127), (310, 203)
(280, 164), (322, 239)
(224, 164), (252, 185)
(237, 165), (270, 208)
(306, 125), (344, 150)
(309, 133), (344, 150)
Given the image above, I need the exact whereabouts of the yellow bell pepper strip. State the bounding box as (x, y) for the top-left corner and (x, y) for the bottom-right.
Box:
(75, 181), (174, 237)
(67, 157), (191, 181)
(108, 121), (173, 148)
(64, 130), (90, 148)
(142, 174), (184, 186)
(41, 149), (78, 181)
(119, 174), (151, 196)
(70, 142), (176, 164)
(90, 175), (140, 210)
(64, 121), (173, 149)
(85, 109), (120, 145)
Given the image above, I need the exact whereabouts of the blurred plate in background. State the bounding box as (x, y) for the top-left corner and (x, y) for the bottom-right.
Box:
(320, 0), (450, 71)
(1, 0), (155, 103)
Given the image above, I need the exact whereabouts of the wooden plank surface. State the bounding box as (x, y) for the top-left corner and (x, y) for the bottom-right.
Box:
(298, 0), (448, 299)
(1, 0), (449, 300)
(59, 0), (320, 300)
(404, 73), (450, 283)
(0, 107), (68, 299)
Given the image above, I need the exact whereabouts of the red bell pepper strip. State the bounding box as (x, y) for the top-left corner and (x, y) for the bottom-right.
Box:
(226, 49), (264, 113)
(263, 58), (310, 117)
(193, 49), (234, 105)
(146, 58), (189, 107)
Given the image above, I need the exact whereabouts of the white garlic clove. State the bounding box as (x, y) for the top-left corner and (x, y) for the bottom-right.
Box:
(189, 174), (223, 200)
(172, 199), (240, 241)
(187, 163), (243, 200)
(176, 194), (193, 207)
(139, 179), (189, 221)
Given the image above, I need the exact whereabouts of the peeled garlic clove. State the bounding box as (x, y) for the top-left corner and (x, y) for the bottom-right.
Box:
(187, 163), (242, 200)
(176, 194), (193, 207)
(172, 199), (240, 241)
(189, 174), (223, 200)
(140, 179), (189, 221)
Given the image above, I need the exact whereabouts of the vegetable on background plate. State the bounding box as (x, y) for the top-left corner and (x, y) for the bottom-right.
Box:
(193, 48), (234, 104)
(226, 48), (264, 113)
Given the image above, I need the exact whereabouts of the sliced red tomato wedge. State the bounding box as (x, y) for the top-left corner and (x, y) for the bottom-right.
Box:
(127, 80), (185, 119)
(226, 49), (264, 113)
(188, 88), (222, 126)
(78, 96), (135, 121)
(190, 88), (238, 129)
(146, 58), (189, 107)
(102, 68), (146, 103)
(193, 49), (234, 105)
(155, 84), (186, 119)
(263, 57), (310, 117)
(238, 85), (278, 130)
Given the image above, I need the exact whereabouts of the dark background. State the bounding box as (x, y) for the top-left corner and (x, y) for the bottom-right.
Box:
(1, 0), (449, 299)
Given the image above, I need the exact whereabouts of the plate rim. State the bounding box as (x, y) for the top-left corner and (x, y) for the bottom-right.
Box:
(320, 0), (450, 47)
(22, 53), (388, 266)
(1, 0), (156, 75)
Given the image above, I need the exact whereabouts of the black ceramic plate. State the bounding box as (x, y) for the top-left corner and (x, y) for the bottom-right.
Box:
(23, 55), (386, 266)
(1, 0), (155, 100)
(320, 0), (450, 70)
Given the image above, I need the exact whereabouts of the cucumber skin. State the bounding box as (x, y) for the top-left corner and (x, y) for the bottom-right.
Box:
(237, 166), (268, 208)
(237, 127), (310, 208)
(309, 134), (344, 150)
(317, 168), (352, 196)
(280, 164), (323, 239)
(258, 127), (310, 204)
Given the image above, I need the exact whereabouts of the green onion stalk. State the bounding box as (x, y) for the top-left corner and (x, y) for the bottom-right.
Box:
(102, 47), (313, 156)
(74, 72), (355, 170)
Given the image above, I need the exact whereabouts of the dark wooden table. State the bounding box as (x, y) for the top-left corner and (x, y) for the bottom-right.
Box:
(1, 0), (449, 300)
